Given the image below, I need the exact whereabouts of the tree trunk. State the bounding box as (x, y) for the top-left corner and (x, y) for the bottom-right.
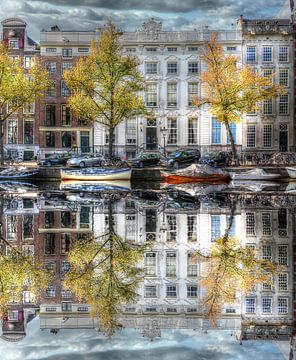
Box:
(108, 127), (114, 158)
(225, 120), (239, 166)
(0, 120), (3, 166)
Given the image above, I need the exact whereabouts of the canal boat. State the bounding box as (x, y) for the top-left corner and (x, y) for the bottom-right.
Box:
(286, 167), (296, 179)
(60, 167), (132, 181)
(60, 180), (131, 192)
(229, 168), (281, 181)
(0, 166), (39, 179)
(160, 164), (229, 184)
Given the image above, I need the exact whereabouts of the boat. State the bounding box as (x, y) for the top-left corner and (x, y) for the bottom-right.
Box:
(286, 167), (296, 179)
(160, 164), (229, 184)
(229, 180), (281, 192)
(0, 166), (39, 179)
(161, 182), (228, 198)
(60, 180), (131, 193)
(60, 167), (131, 181)
(229, 168), (281, 181)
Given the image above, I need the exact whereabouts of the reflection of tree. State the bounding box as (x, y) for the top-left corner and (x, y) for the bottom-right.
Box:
(64, 201), (146, 337)
(196, 203), (277, 323)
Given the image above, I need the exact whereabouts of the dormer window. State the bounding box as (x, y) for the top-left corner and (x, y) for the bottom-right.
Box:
(9, 39), (19, 49)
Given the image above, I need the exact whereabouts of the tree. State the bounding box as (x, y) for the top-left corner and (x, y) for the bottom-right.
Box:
(64, 201), (146, 337)
(194, 34), (284, 165)
(0, 43), (51, 164)
(65, 20), (147, 157)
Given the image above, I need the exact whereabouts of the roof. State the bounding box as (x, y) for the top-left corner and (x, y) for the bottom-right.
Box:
(1, 18), (27, 27)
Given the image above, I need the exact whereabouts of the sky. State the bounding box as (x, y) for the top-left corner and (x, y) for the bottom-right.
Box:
(0, 317), (288, 360)
(0, 0), (291, 41)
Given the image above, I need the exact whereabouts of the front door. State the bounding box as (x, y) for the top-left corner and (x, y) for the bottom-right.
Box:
(279, 124), (288, 152)
(146, 128), (157, 150)
(80, 131), (90, 154)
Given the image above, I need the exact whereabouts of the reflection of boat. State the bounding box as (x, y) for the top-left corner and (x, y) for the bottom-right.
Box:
(229, 180), (280, 192)
(0, 166), (39, 179)
(230, 168), (281, 181)
(161, 182), (227, 198)
(285, 182), (296, 193)
(286, 167), (296, 178)
(60, 180), (131, 192)
(60, 167), (131, 181)
(0, 181), (38, 193)
(160, 164), (229, 184)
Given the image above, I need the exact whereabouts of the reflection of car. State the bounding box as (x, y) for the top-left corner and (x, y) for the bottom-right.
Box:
(161, 149), (201, 169)
(67, 154), (104, 168)
(131, 152), (161, 168)
(200, 151), (232, 167)
(38, 154), (71, 167)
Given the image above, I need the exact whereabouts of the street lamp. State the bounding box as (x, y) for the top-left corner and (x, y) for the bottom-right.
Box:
(160, 126), (168, 157)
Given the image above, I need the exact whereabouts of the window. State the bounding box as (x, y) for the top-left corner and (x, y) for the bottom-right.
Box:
(45, 132), (55, 147)
(246, 47), (256, 62)
(278, 273), (288, 291)
(211, 215), (221, 241)
(166, 252), (176, 277)
(262, 298), (272, 313)
(125, 214), (136, 241)
(125, 48), (136, 53)
(188, 62), (198, 74)
(45, 80), (56, 97)
(61, 302), (72, 311)
(24, 56), (33, 69)
(80, 207), (90, 228)
(145, 84), (157, 107)
(262, 245), (272, 261)
(78, 47), (89, 53)
(188, 47), (198, 52)
(61, 62), (72, 76)
(246, 212), (255, 235)
(46, 48), (57, 53)
(262, 213), (272, 236)
(188, 82), (198, 106)
(187, 253), (197, 276)
(61, 80), (71, 97)
(226, 123), (236, 144)
(61, 105), (71, 126)
(44, 234), (55, 255)
(279, 94), (289, 115)
(279, 69), (289, 87)
(126, 119), (136, 144)
(7, 120), (17, 144)
(167, 118), (177, 144)
(187, 285), (198, 298)
(263, 124), (272, 148)
(278, 298), (288, 314)
(23, 215), (34, 239)
(167, 83), (177, 107)
(145, 62), (158, 74)
(61, 261), (71, 277)
(45, 105), (56, 126)
(263, 274), (273, 291)
(227, 46), (237, 51)
(187, 215), (197, 241)
(167, 62), (178, 74)
(278, 209), (287, 232)
(166, 215), (177, 242)
(23, 291), (35, 304)
(23, 102), (35, 114)
(45, 285), (56, 298)
(23, 120), (34, 144)
(247, 125), (256, 148)
(279, 46), (288, 62)
(61, 288), (72, 298)
(188, 118), (198, 145)
(167, 47), (177, 52)
(278, 245), (288, 265)
(62, 48), (72, 58)
(7, 216), (17, 240)
(263, 98), (273, 115)
(263, 46), (272, 62)
(145, 285), (157, 298)
(45, 211), (54, 228)
(61, 132), (72, 148)
(166, 285), (177, 298)
(146, 47), (157, 52)
(228, 216), (236, 238)
(263, 68), (273, 85)
(145, 252), (156, 276)
(45, 62), (56, 75)
(9, 39), (19, 49)
(61, 234), (71, 255)
(246, 298), (256, 313)
(211, 117), (221, 144)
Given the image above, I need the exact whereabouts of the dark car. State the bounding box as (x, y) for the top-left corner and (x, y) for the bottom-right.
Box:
(38, 153), (71, 167)
(161, 149), (201, 169)
(200, 151), (232, 167)
(131, 152), (161, 168)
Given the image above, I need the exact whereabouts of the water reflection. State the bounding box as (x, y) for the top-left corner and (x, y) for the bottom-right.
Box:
(0, 183), (294, 344)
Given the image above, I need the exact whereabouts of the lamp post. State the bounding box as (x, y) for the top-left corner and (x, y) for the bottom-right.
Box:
(160, 126), (168, 157)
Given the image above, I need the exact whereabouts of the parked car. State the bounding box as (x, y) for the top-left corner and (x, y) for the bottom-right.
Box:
(67, 154), (105, 168)
(161, 149), (201, 169)
(200, 151), (232, 167)
(38, 153), (71, 167)
(131, 152), (161, 168)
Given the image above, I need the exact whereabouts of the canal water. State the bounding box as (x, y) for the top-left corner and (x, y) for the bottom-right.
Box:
(0, 180), (293, 359)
